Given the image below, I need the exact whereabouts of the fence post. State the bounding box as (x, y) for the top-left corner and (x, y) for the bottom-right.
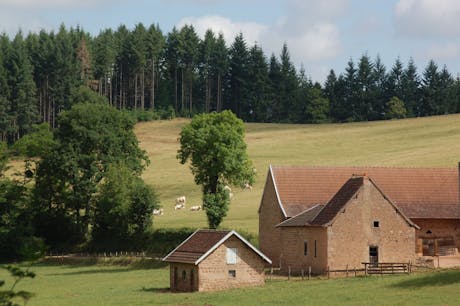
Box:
(365, 263), (368, 276)
(270, 266), (273, 281)
(301, 269), (304, 280)
(308, 266), (311, 280)
(288, 266), (291, 280)
(354, 267), (356, 277)
(346, 265), (348, 278)
(327, 266), (330, 279)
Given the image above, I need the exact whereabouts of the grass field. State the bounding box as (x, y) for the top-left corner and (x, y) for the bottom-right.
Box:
(1, 261), (460, 305)
(136, 114), (460, 233)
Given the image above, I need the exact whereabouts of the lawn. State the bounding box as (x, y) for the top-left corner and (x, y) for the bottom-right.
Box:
(136, 114), (460, 233)
(1, 261), (460, 305)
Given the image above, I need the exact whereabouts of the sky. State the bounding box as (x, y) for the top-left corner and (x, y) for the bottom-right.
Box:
(1, 0), (460, 83)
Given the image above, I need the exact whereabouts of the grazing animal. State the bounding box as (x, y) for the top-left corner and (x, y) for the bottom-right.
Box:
(174, 203), (185, 210)
(190, 205), (202, 211)
(224, 185), (232, 192)
(153, 208), (164, 216)
(176, 195), (186, 205)
(243, 182), (253, 191)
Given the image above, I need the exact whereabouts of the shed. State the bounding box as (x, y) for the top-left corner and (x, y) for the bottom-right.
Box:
(163, 229), (272, 292)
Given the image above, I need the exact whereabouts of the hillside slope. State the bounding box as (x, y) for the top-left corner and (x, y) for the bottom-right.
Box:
(136, 114), (460, 233)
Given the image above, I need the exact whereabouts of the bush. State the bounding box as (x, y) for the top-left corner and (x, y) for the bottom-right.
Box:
(145, 228), (196, 256)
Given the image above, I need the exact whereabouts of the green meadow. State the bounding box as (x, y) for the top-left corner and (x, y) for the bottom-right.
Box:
(137, 114), (460, 233)
(1, 261), (459, 306)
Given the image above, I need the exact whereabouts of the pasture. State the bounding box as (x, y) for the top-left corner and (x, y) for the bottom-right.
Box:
(1, 260), (460, 305)
(136, 114), (460, 233)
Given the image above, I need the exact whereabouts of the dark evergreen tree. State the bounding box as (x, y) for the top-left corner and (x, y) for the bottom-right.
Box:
(421, 60), (441, 116)
(371, 56), (388, 120)
(227, 33), (249, 117)
(246, 43), (270, 122)
(401, 58), (420, 117)
(212, 33), (228, 112)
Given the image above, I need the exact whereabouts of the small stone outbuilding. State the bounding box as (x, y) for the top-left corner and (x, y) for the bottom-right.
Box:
(276, 175), (418, 274)
(162, 229), (272, 292)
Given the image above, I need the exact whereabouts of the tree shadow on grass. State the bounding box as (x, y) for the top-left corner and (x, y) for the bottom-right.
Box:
(390, 270), (460, 288)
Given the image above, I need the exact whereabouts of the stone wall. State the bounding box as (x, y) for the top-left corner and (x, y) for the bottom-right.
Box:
(279, 227), (327, 275)
(258, 172), (285, 267)
(327, 179), (416, 270)
(198, 236), (266, 292)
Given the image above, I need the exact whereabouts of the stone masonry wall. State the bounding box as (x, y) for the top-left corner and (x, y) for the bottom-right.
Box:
(413, 218), (460, 254)
(259, 172), (285, 267)
(197, 236), (266, 292)
(279, 227), (328, 275)
(327, 179), (416, 270)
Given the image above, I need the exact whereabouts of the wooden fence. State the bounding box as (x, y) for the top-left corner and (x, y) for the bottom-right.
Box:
(266, 262), (412, 281)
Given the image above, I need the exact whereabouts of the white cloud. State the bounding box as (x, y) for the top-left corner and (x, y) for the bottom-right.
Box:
(176, 15), (267, 46)
(418, 43), (460, 61)
(395, 0), (460, 37)
(0, 10), (51, 35)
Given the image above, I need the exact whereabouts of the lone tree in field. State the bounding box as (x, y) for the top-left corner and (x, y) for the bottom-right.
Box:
(177, 110), (255, 228)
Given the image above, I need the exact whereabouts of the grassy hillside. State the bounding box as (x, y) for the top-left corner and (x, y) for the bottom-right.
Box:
(1, 262), (459, 306)
(136, 114), (460, 233)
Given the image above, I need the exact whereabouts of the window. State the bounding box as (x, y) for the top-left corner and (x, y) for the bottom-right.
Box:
(227, 247), (237, 264)
(373, 221), (380, 228)
(304, 241), (308, 256)
(228, 270), (236, 278)
(314, 240), (317, 258)
(182, 270), (186, 281)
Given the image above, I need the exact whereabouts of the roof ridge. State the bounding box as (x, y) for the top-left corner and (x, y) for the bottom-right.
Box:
(271, 165), (457, 170)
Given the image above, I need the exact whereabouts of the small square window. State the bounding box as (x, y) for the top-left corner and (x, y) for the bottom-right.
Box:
(228, 270), (236, 278)
(373, 221), (380, 228)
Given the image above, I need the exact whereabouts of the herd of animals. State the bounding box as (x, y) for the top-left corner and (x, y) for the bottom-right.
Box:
(152, 183), (253, 216)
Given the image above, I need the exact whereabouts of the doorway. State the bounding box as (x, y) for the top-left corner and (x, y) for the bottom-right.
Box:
(369, 246), (378, 265)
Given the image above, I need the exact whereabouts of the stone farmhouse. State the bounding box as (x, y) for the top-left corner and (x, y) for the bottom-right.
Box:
(163, 229), (271, 292)
(259, 165), (460, 273)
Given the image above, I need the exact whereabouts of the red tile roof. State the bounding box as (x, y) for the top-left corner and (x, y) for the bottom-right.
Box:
(310, 176), (364, 225)
(276, 204), (324, 227)
(163, 229), (272, 265)
(163, 230), (229, 263)
(270, 166), (459, 219)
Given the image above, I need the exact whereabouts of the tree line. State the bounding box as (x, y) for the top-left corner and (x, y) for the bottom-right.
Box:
(1, 23), (460, 144)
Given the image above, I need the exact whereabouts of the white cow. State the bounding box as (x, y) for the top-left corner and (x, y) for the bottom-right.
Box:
(190, 205), (202, 211)
(224, 185), (234, 199)
(153, 208), (164, 216)
(176, 196), (186, 205)
(174, 203), (185, 210)
(243, 182), (253, 191)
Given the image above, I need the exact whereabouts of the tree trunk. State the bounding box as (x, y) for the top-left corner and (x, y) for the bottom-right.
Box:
(141, 68), (145, 110)
(150, 58), (155, 110)
(217, 73), (222, 112)
(189, 71), (193, 115)
(181, 68), (185, 113)
(134, 73), (138, 110)
(119, 67), (123, 109)
(174, 67), (178, 112)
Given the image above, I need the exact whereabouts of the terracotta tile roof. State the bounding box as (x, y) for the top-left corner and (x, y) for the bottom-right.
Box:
(310, 176), (364, 225)
(271, 166), (459, 219)
(163, 230), (230, 264)
(276, 204), (324, 227)
(163, 229), (272, 265)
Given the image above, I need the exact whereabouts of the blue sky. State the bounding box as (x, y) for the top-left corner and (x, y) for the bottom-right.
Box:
(1, 0), (459, 83)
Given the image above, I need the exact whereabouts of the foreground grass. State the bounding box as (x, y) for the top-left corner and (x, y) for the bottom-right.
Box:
(135, 114), (460, 233)
(1, 261), (460, 305)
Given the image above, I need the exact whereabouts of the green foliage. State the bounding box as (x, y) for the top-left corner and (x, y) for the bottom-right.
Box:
(69, 85), (108, 105)
(0, 265), (35, 306)
(91, 163), (158, 251)
(145, 227), (196, 256)
(0, 142), (7, 174)
(33, 102), (150, 250)
(177, 110), (254, 228)
(385, 96), (407, 119)
(11, 123), (54, 158)
(202, 186), (230, 229)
